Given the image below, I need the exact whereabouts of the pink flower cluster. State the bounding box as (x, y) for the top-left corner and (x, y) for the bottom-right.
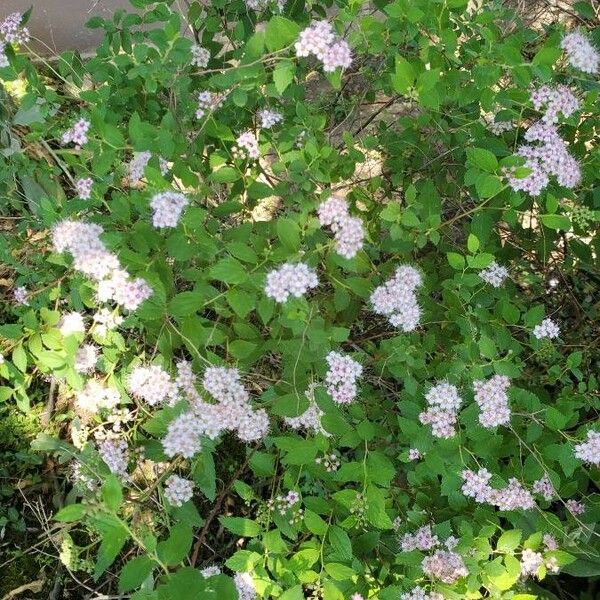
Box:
(258, 109), (283, 129)
(533, 473), (555, 501)
(324, 351), (362, 404)
(566, 499), (585, 515)
(533, 317), (560, 340)
(97, 437), (129, 478)
(561, 31), (599, 74)
(574, 430), (600, 467)
(401, 588), (444, 600)
(150, 191), (189, 228)
(370, 265), (422, 331)
(13, 286), (29, 306)
(265, 263), (319, 303)
(128, 365), (177, 406)
(0, 13), (30, 64)
(284, 384), (328, 435)
(530, 85), (579, 124)
(61, 118), (91, 148)
(317, 196), (365, 259)
(51, 219), (153, 312)
(127, 151), (169, 185)
(520, 548), (544, 577)
(400, 524), (439, 552)
(461, 468), (536, 510)
(75, 177), (93, 200)
(164, 475), (194, 506)
(419, 381), (462, 438)
(473, 374), (511, 428)
(422, 549), (468, 584)
(479, 261), (509, 287)
(233, 131), (260, 160)
(195, 90), (227, 119)
(191, 44), (210, 68)
(295, 21), (352, 73)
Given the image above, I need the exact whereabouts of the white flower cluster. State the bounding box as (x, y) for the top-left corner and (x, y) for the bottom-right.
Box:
(561, 31), (599, 74)
(295, 21), (352, 73)
(127, 151), (170, 186)
(196, 90), (227, 119)
(461, 468), (535, 510)
(422, 549), (468, 584)
(284, 384), (329, 436)
(200, 565), (222, 578)
(419, 381), (462, 438)
(483, 112), (514, 135)
(233, 573), (257, 600)
(533, 318), (560, 340)
(315, 452), (340, 472)
(317, 196), (365, 259)
(370, 265), (422, 331)
(233, 131), (260, 160)
(0, 13), (30, 66)
(258, 109), (283, 129)
(408, 448), (421, 460)
(76, 380), (120, 414)
(59, 311), (86, 336)
(190, 43), (210, 68)
(566, 499), (585, 515)
(574, 430), (600, 467)
(401, 588), (444, 600)
(128, 365), (177, 406)
(533, 474), (555, 501)
(479, 261), (509, 287)
(520, 548), (544, 578)
(164, 475), (194, 506)
(268, 490), (300, 515)
(530, 85), (579, 124)
(13, 286), (29, 306)
(92, 308), (123, 336)
(265, 263), (319, 303)
(506, 119), (581, 196)
(400, 524), (439, 552)
(74, 344), (99, 374)
(150, 191), (189, 228)
(97, 437), (129, 478)
(324, 351), (362, 404)
(62, 118), (91, 147)
(473, 374), (511, 428)
(75, 177), (93, 200)
(161, 363), (269, 458)
(51, 219), (153, 312)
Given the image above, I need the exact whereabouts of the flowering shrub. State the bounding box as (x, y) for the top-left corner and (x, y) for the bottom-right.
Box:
(0, 1), (599, 599)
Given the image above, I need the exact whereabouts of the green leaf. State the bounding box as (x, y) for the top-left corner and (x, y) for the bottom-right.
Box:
(119, 556), (155, 593)
(12, 344), (27, 372)
(93, 515), (130, 580)
(209, 257), (247, 284)
(102, 475), (123, 512)
(210, 167), (240, 183)
(219, 516), (261, 537)
(466, 147), (498, 172)
(447, 252), (465, 270)
(328, 526), (353, 561)
(540, 214), (571, 230)
(324, 562), (355, 580)
(467, 233), (480, 253)
(228, 340), (257, 359)
(391, 55), (415, 94)
(55, 503), (86, 522)
(273, 60), (295, 95)
(193, 451), (216, 501)
(265, 17), (301, 52)
(475, 174), (504, 198)
(276, 218), (301, 252)
(169, 291), (203, 317)
(496, 529), (522, 553)
(226, 289), (255, 318)
(157, 522), (193, 566)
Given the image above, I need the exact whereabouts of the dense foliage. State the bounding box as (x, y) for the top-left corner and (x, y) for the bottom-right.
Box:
(0, 1), (599, 599)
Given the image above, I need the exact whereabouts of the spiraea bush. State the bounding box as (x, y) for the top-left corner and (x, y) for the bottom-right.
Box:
(0, 0), (599, 598)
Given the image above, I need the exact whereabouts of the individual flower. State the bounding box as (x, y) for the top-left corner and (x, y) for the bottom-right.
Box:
(164, 475), (194, 506)
(75, 177), (93, 200)
(258, 109), (283, 129)
(265, 263), (319, 303)
(370, 265), (423, 331)
(408, 448), (421, 460)
(324, 351), (362, 404)
(473, 374), (511, 428)
(479, 262), (509, 287)
(419, 381), (462, 438)
(574, 430), (600, 467)
(59, 311), (86, 336)
(561, 30), (599, 74)
(150, 191), (189, 228)
(533, 318), (560, 340)
(191, 43), (210, 68)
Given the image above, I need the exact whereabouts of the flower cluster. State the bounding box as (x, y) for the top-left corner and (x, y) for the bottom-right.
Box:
(566, 499), (585, 515)
(62, 118), (91, 148)
(233, 572), (257, 600)
(127, 365), (176, 406)
(51, 219), (152, 312)
(479, 261), (509, 287)
(164, 475), (194, 506)
(370, 265), (422, 331)
(97, 437), (129, 479)
(400, 524), (439, 552)
(461, 469), (536, 510)
(532, 473), (555, 501)
(162, 412), (205, 458)
(561, 31), (599, 74)
(419, 381), (462, 438)
(533, 318), (560, 340)
(284, 385), (328, 436)
(265, 262), (319, 303)
(258, 109), (283, 129)
(483, 112), (514, 135)
(149, 191), (189, 228)
(324, 351), (362, 404)
(295, 21), (352, 73)
(315, 452), (340, 472)
(520, 548), (544, 578)
(74, 344), (99, 374)
(233, 131), (260, 160)
(75, 177), (93, 200)
(195, 90), (227, 119)
(408, 448), (421, 461)
(92, 308), (123, 336)
(59, 311), (86, 336)
(530, 85), (579, 124)
(0, 13), (30, 65)
(76, 380), (120, 414)
(401, 588), (444, 600)
(190, 44), (210, 68)
(127, 151), (169, 185)
(473, 374), (511, 428)
(13, 286), (29, 306)
(317, 196), (365, 259)
(574, 430), (600, 467)
(422, 549), (468, 584)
